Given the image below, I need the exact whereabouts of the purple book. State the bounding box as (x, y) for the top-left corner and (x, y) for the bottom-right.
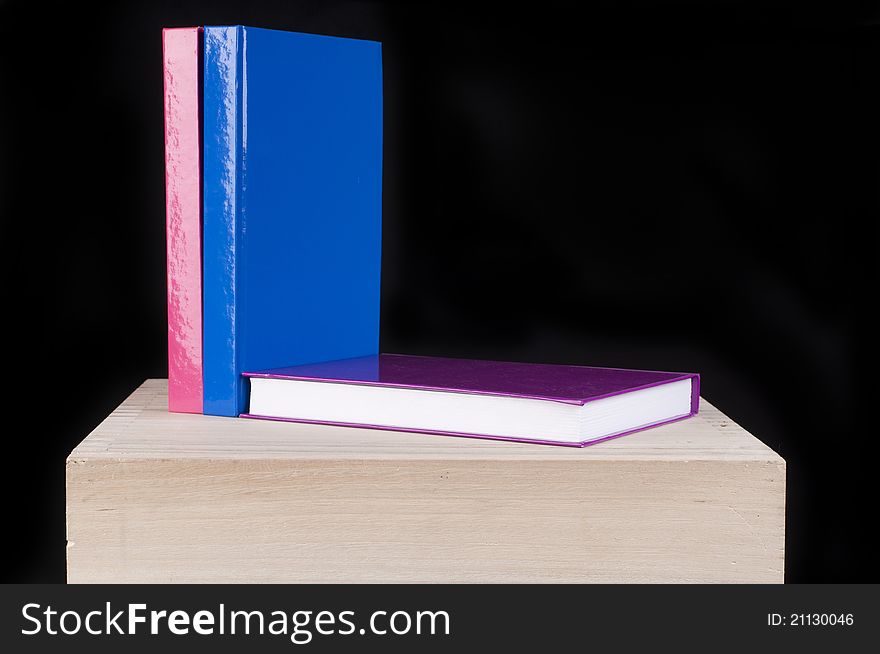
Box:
(242, 354), (699, 447)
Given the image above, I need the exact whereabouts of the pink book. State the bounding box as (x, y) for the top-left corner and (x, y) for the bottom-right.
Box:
(163, 27), (203, 413)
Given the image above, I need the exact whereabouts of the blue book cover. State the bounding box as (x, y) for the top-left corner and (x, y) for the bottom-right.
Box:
(202, 26), (383, 416)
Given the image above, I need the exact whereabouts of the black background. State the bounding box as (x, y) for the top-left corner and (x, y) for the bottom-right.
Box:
(0, 0), (876, 582)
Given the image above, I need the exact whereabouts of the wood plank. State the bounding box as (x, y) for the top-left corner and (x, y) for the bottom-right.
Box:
(67, 380), (785, 583)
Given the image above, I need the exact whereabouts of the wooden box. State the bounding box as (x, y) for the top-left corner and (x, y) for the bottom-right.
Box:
(67, 380), (785, 583)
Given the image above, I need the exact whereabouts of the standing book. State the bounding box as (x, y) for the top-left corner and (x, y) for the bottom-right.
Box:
(202, 26), (384, 416)
(163, 27), (203, 413)
(242, 355), (700, 447)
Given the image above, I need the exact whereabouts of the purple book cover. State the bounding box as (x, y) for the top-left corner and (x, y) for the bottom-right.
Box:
(242, 354), (700, 447)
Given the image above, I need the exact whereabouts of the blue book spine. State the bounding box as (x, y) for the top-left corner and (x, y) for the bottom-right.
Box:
(202, 26), (383, 416)
(203, 26), (242, 416)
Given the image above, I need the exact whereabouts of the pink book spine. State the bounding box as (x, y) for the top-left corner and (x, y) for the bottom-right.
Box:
(163, 27), (203, 413)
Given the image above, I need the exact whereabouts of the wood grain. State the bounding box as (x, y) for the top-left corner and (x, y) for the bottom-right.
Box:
(67, 380), (785, 583)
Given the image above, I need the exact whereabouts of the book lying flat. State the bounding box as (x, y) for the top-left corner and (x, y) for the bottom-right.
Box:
(163, 27), (203, 413)
(242, 355), (700, 447)
(202, 26), (383, 416)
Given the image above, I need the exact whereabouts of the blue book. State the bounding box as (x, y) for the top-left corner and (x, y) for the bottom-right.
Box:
(202, 26), (383, 416)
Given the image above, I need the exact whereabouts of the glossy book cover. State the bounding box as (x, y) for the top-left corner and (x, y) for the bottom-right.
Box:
(163, 27), (203, 413)
(242, 355), (701, 446)
(202, 26), (384, 416)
